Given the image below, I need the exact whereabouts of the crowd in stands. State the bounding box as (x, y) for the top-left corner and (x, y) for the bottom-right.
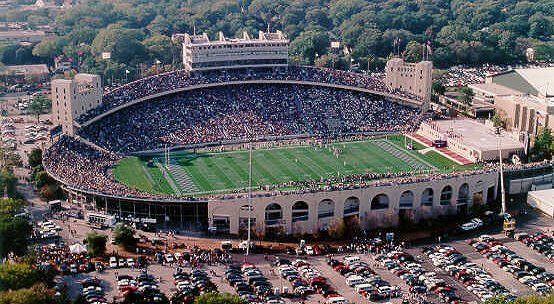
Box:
(78, 84), (421, 153)
(43, 136), (171, 199)
(77, 66), (421, 123)
(42, 133), (552, 201)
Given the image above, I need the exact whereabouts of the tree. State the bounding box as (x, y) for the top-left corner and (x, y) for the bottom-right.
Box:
(457, 87), (474, 105)
(432, 81), (446, 96)
(28, 149), (42, 168)
(327, 218), (347, 240)
(289, 30), (329, 64)
(403, 40), (424, 63)
(533, 128), (553, 160)
(0, 198), (24, 215)
(113, 223), (136, 249)
(86, 232), (107, 257)
(27, 94), (51, 123)
(0, 264), (41, 291)
(34, 171), (54, 188)
(492, 110), (508, 129)
(0, 215), (32, 258)
(0, 283), (55, 304)
(91, 24), (147, 64)
(193, 292), (247, 304)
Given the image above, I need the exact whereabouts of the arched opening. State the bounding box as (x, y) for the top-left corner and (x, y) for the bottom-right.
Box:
(344, 196), (360, 216)
(421, 188), (434, 206)
(265, 203), (282, 225)
(371, 194), (389, 210)
(318, 199), (335, 219)
(458, 183), (470, 205)
(399, 191), (414, 208)
(440, 186), (453, 205)
(292, 201), (309, 222)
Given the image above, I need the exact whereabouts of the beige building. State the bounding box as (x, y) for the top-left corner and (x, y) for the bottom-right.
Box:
(385, 58), (433, 104)
(473, 67), (554, 136)
(51, 74), (102, 135)
(174, 30), (289, 72)
(417, 119), (525, 162)
(208, 171), (497, 236)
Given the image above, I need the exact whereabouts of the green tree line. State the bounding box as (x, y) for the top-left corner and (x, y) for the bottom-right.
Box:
(0, 0), (551, 82)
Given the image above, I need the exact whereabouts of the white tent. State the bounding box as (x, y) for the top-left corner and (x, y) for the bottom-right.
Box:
(69, 243), (87, 253)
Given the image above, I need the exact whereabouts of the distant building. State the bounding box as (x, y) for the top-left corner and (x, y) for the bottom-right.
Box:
(0, 30), (46, 43)
(174, 30), (289, 72)
(1, 64), (49, 83)
(51, 74), (102, 135)
(417, 118), (524, 162)
(473, 67), (554, 136)
(385, 58), (433, 105)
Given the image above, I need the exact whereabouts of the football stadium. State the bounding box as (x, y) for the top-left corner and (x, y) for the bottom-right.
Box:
(42, 33), (545, 236)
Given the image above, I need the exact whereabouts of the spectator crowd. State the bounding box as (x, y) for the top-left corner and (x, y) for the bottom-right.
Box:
(79, 84), (422, 153)
(78, 66), (421, 123)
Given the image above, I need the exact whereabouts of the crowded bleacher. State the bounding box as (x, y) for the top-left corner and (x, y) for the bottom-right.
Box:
(78, 84), (422, 153)
(77, 66), (421, 123)
(43, 134), (552, 201)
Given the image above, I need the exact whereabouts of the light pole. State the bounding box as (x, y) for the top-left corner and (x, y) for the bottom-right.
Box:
(495, 127), (506, 215)
(246, 141), (253, 260)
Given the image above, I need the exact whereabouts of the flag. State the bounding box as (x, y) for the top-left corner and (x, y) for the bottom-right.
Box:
(426, 41), (432, 55)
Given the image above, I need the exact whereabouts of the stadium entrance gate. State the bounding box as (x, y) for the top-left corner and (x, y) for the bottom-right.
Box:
(67, 190), (209, 231)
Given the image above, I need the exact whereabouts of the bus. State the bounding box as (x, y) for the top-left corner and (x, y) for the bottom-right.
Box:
(85, 212), (116, 229)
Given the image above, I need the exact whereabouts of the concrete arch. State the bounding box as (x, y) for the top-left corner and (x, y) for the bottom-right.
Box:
(265, 203), (282, 225)
(371, 194), (389, 210)
(440, 185), (453, 205)
(344, 196), (360, 216)
(292, 201), (309, 222)
(421, 188), (434, 206)
(458, 183), (470, 205)
(399, 190), (414, 208)
(318, 199), (335, 219)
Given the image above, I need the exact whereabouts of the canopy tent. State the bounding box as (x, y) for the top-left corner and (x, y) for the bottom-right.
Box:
(69, 243), (87, 253)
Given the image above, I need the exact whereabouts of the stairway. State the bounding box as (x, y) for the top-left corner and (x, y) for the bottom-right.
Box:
(167, 163), (199, 193)
(374, 140), (435, 171)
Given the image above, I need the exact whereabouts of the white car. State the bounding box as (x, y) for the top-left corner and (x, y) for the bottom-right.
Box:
(109, 257), (118, 268)
(126, 258), (135, 267)
(305, 246), (314, 255)
(164, 254), (174, 263)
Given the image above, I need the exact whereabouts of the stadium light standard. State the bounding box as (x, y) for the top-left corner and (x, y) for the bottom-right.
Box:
(495, 127), (506, 215)
(246, 140), (253, 260)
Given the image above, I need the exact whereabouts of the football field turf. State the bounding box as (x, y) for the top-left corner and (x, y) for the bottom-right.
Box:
(112, 135), (479, 195)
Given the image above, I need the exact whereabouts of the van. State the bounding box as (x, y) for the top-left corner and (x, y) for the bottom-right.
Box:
(355, 283), (375, 293)
(345, 275), (365, 287)
(326, 296), (348, 304)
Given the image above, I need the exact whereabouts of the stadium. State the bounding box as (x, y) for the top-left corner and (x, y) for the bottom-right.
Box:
(42, 33), (526, 236)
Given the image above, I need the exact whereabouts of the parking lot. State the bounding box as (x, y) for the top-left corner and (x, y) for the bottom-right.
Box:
(33, 206), (553, 304)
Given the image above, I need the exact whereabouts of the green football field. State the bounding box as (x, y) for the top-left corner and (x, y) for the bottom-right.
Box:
(112, 135), (479, 195)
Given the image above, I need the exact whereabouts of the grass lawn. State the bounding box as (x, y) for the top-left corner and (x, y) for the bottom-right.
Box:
(113, 137), (480, 195)
(112, 156), (174, 194)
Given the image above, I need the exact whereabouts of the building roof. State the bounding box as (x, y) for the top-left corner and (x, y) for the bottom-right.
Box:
(491, 67), (554, 97)
(432, 119), (524, 152)
(468, 83), (520, 96)
(0, 30), (45, 37)
(2, 64), (48, 75)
